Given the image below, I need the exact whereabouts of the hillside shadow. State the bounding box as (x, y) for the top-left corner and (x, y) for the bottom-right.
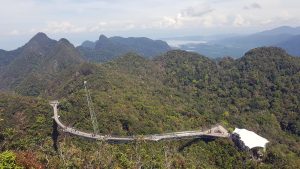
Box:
(52, 119), (59, 151)
(178, 137), (216, 152)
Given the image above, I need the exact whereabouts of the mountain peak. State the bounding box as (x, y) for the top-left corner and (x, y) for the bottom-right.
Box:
(95, 34), (112, 50)
(241, 47), (290, 63)
(155, 50), (208, 64)
(26, 32), (56, 48)
(23, 32), (56, 54)
(58, 38), (71, 44)
(57, 38), (76, 48)
(30, 32), (51, 42)
(245, 47), (288, 56)
(99, 34), (108, 40)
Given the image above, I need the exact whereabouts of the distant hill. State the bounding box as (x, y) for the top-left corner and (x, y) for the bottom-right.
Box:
(81, 40), (95, 49)
(276, 35), (300, 56)
(77, 34), (171, 62)
(0, 32), (83, 96)
(179, 43), (246, 58)
(176, 26), (300, 58)
(257, 26), (300, 36)
(214, 27), (296, 50)
(215, 26), (300, 48)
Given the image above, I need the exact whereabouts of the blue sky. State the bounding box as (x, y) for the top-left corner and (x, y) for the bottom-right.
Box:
(1, 0), (300, 50)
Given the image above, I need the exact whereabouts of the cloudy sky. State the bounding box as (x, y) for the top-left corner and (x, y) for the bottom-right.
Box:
(1, 0), (300, 50)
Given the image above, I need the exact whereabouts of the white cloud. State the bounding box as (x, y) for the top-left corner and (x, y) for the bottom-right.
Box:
(180, 5), (214, 18)
(234, 14), (250, 27)
(88, 22), (108, 32)
(158, 15), (182, 28)
(152, 4), (217, 29)
(1, 0), (300, 49)
(260, 19), (273, 25)
(200, 13), (229, 27)
(43, 21), (87, 33)
(9, 30), (20, 35)
(125, 24), (136, 30)
(244, 3), (262, 10)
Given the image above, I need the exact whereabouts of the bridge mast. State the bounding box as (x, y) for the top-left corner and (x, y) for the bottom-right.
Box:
(84, 81), (100, 136)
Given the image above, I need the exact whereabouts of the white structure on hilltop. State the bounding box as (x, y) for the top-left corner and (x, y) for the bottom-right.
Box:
(232, 128), (269, 151)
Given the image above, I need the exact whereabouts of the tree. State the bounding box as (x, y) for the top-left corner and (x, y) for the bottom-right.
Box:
(0, 151), (23, 169)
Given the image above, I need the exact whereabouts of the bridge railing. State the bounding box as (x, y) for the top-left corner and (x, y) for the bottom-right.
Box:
(50, 100), (230, 141)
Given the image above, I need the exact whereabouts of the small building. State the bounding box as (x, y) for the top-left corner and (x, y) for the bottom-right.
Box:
(231, 128), (269, 160)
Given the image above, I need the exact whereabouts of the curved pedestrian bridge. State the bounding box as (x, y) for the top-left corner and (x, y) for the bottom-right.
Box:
(50, 100), (230, 142)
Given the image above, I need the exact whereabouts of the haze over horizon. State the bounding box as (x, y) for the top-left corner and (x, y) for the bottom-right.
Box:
(1, 0), (300, 50)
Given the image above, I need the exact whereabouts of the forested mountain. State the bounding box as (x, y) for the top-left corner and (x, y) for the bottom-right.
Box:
(0, 33), (83, 96)
(0, 35), (299, 168)
(77, 34), (171, 62)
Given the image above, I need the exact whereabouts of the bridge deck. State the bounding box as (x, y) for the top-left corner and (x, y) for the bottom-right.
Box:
(50, 100), (230, 141)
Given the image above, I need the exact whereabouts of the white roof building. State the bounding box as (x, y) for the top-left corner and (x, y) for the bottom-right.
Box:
(233, 128), (269, 149)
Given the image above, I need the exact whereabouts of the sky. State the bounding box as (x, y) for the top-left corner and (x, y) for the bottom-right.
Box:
(1, 0), (300, 50)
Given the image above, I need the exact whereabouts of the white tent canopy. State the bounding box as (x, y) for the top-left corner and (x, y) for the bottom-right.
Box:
(233, 128), (269, 149)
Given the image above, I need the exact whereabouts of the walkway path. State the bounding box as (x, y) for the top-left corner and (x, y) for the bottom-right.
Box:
(50, 100), (230, 142)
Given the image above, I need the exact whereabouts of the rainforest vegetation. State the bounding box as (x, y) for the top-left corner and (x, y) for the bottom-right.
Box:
(0, 46), (299, 168)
